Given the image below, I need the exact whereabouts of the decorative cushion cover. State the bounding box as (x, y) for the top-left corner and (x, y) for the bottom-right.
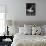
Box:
(24, 24), (32, 34)
(19, 27), (25, 34)
(24, 24), (32, 29)
(42, 25), (46, 35)
(32, 26), (41, 35)
(8, 26), (19, 36)
(42, 25), (46, 33)
(19, 27), (32, 35)
(24, 27), (32, 35)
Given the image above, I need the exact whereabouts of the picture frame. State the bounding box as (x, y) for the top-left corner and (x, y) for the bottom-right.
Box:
(26, 3), (36, 16)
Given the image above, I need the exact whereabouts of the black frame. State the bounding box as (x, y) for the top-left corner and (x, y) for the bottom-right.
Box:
(26, 3), (36, 16)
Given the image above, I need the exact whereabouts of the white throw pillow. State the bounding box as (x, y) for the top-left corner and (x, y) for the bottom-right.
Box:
(24, 24), (32, 35)
(19, 27), (25, 34)
(24, 27), (32, 35)
(41, 25), (45, 35)
(24, 24), (32, 29)
(42, 25), (46, 33)
(19, 27), (32, 35)
(32, 26), (41, 35)
(8, 26), (19, 36)
(42, 25), (46, 35)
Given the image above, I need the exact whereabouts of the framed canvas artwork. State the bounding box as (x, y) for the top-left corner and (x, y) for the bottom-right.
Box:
(26, 3), (36, 16)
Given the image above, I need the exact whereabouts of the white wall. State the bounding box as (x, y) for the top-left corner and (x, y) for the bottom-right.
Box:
(0, 0), (46, 22)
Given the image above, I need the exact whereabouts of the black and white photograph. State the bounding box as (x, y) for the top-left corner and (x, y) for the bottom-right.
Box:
(26, 3), (36, 16)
